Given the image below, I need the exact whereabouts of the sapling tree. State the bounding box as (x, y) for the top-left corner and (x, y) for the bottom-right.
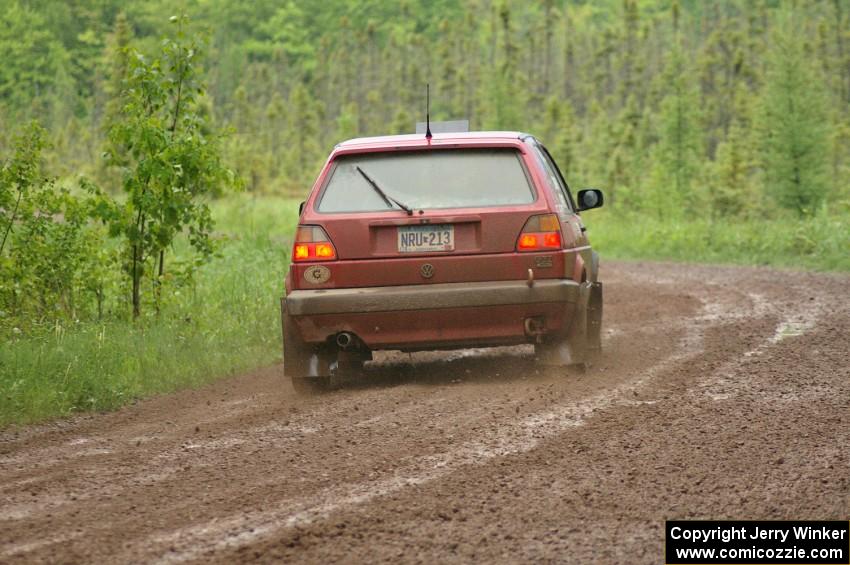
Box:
(105, 15), (236, 318)
(1, 124), (39, 251)
(0, 123), (48, 320)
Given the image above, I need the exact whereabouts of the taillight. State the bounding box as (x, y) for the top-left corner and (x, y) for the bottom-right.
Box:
(292, 225), (337, 261)
(516, 214), (562, 252)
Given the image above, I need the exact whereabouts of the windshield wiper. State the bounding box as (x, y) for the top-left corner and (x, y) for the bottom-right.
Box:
(355, 166), (414, 216)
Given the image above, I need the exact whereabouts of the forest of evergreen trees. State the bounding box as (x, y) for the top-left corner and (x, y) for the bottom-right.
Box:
(1, 0), (848, 219)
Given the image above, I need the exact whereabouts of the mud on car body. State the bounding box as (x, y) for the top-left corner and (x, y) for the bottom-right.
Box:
(281, 131), (604, 393)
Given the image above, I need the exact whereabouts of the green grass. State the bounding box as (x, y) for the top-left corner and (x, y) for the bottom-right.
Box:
(2, 195), (848, 428)
(0, 195), (300, 427)
(586, 209), (850, 272)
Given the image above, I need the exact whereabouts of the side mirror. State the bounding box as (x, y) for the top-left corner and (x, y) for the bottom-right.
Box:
(576, 189), (604, 212)
(298, 201), (306, 215)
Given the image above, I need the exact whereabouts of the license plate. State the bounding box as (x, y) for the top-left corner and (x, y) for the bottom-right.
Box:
(397, 224), (454, 253)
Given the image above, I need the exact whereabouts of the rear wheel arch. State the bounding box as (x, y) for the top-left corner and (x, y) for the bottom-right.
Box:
(572, 253), (586, 282)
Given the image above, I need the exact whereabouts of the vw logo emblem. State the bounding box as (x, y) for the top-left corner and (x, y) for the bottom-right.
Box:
(420, 263), (435, 279)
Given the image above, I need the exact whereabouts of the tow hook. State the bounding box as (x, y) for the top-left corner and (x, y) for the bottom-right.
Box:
(527, 268), (535, 288)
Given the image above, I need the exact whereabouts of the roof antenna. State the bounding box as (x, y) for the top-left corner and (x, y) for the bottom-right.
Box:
(425, 83), (432, 140)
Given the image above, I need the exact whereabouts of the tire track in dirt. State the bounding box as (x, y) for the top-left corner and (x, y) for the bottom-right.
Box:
(1, 261), (848, 564)
(148, 310), (710, 563)
(211, 267), (847, 564)
(151, 271), (828, 563)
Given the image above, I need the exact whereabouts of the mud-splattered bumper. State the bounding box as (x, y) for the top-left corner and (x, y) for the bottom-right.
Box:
(284, 280), (579, 349)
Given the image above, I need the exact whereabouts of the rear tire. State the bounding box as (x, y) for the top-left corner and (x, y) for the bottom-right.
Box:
(282, 299), (334, 394)
(534, 282), (591, 370)
(282, 299), (311, 378)
(586, 282), (603, 357)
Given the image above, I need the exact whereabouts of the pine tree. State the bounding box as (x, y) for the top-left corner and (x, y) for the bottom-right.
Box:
(435, 19), (458, 119)
(561, 5), (576, 103)
(831, 0), (849, 105)
(99, 11), (134, 188)
(226, 85), (268, 193)
(483, 1), (522, 130)
(102, 12), (134, 125)
(0, 1), (71, 125)
(713, 125), (752, 217)
(579, 100), (615, 201)
(335, 102), (359, 141)
(759, 9), (831, 216)
(460, 2), (481, 123)
(606, 95), (642, 210)
(712, 84), (759, 218)
(651, 42), (703, 218)
(390, 107), (412, 135)
(542, 0), (555, 95)
(265, 92), (286, 176)
(537, 96), (577, 180)
(284, 83), (322, 193)
(615, 0), (640, 106)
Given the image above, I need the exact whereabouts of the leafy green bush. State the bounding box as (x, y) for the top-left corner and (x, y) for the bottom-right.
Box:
(0, 124), (116, 333)
(0, 195), (299, 427)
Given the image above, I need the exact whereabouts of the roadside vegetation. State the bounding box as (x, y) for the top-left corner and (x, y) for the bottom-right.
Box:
(0, 196), (297, 426)
(1, 0), (848, 426)
(591, 211), (850, 272)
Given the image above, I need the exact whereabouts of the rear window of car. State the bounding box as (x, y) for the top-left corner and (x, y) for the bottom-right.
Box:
(316, 148), (535, 213)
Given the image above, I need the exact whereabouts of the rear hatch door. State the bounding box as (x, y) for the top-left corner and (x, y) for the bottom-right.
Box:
(296, 147), (561, 289)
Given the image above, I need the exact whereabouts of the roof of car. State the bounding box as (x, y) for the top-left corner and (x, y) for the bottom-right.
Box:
(334, 131), (533, 151)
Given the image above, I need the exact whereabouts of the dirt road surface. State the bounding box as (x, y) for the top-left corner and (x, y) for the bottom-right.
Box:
(2, 261), (849, 564)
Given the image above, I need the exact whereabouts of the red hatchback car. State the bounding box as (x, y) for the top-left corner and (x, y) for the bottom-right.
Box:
(282, 131), (604, 392)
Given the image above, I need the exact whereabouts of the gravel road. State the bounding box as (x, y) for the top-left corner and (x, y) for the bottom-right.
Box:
(2, 261), (849, 564)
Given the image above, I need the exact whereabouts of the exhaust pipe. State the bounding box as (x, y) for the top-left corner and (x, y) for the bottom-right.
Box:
(336, 332), (354, 350)
(524, 317), (546, 343)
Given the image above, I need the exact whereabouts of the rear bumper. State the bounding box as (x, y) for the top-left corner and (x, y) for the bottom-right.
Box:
(285, 279), (579, 316)
(284, 280), (579, 349)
